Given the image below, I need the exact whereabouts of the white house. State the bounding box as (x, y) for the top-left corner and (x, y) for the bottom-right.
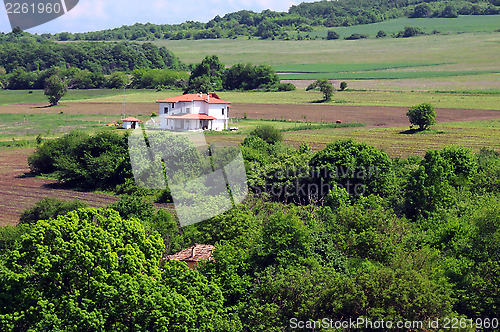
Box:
(156, 93), (231, 131)
(122, 116), (140, 129)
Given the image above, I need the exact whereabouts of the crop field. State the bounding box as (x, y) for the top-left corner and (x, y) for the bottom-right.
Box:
(1, 98), (497, 148)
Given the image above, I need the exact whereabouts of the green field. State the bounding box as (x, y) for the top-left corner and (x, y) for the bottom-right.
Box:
(302, 15), (500, 39)
(283, 119), (500, 157)
(278, 69), (500, 80)
(150, 29), (499, 91)
(66, 89), (500, 110)
(152, 31), (500, 68)
(1, 88), (499, 110)
(1, 106), (498, 158)
(0, 89), (140, 106)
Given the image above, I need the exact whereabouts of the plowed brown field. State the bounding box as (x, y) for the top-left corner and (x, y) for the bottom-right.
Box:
(0, 149), (119, 226)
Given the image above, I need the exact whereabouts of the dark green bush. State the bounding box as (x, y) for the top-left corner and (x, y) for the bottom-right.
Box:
(19, 197), (88, 225)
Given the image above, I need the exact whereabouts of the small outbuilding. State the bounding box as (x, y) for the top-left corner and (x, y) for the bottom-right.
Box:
(165, 244), (214, 269)
(122, 116), (141, 129)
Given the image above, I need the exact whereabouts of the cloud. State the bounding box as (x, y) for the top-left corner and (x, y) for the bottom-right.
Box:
(1, 0), (317, 33)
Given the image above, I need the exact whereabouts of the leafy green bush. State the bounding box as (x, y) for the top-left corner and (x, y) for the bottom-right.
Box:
(28, 130), (132, 189)
(19, 198), (88, 225)
(326, 30), (340, 40)
(344, 33), (368, 40)
(248, 125), (283, 145)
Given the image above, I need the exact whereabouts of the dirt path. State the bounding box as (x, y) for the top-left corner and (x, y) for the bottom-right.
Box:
(0, 149), (119, 226)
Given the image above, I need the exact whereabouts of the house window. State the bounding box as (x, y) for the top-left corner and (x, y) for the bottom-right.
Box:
(222, 108), (225, 116)
(164, 107), (168, 114)
(172, 103), (175, 108)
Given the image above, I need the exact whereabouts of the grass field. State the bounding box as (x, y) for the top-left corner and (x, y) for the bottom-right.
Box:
(1, 88), (499, 110)
(302, 15), (500, 39)
(0, 89), (141, 106)
(151, 28), (499, 92)
(153, 31), (500, 69)
(283, 119), (500, 157)
(65, 89), (500, 110)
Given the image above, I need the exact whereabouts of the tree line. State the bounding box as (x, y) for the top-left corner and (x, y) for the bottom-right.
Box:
(22, 0), (500, 42)
(0, 31), (183, 75)
(1, 127), (498, 330)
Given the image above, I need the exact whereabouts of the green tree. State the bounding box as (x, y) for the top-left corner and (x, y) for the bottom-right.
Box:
(306, 78), (334, 102)
(108, 195), (155, 221)
(326, 30), (340, 40)
(411, 3), (432, 18)
(309, 139), (394, 198)
(185, 55), (225, 93)
(106, 71), (130, 88)
(340, 81), (347, 91)
(254, 210), (312, 268)
(441, 5), (458, 18)
(405, 149), (453, 219)
(44, 74), (67, 106)
(406, 103), (436, 130)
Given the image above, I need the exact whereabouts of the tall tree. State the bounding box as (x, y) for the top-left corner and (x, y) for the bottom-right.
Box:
(185, 55), (225, 93)
(44, 75), (67, 106)
(307, 78), (334, 102)
(406, 103), (436, 130)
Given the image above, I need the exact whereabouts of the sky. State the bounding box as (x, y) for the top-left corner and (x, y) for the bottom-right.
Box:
(0, 0), (316, 34)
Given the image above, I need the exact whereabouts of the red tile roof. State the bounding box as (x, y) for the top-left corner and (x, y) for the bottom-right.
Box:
(156, 93), (231, 104)
(166, 244), (214, 262)
(165, 113), (217, 120)
(122, 117), (140, 122)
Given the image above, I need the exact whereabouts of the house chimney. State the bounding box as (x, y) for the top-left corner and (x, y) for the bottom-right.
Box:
(191, 244), (196, 258)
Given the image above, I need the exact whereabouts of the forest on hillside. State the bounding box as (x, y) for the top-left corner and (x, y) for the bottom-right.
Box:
(32, 0), (500, 41)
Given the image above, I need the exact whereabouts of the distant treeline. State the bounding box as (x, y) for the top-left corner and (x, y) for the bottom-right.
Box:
(21, 0), (500, 41)
(0, 32), (183, 74)
(0, 66), (189, 90)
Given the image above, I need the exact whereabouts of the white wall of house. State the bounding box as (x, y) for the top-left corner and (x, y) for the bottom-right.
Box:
(158, 100), (229, 131)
